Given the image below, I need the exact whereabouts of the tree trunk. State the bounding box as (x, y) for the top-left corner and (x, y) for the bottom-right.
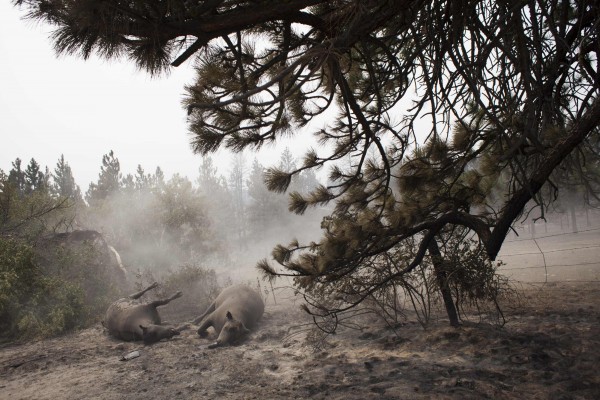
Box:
(570, 207), (578, 233)
(428, 239), (460, 327)
(560, 213), (564, 231)
(586, 207), (591, 227)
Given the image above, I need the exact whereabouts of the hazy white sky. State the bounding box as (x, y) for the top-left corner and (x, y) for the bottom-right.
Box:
(0, 2), (309, 191)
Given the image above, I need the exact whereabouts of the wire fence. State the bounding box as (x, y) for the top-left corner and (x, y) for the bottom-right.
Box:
(496, 227), (600, 284)
(503, 226), (600, 243)
(500, 244), (600, 257)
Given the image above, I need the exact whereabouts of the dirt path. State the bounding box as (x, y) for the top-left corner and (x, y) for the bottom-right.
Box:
(1, 282), (599, 399)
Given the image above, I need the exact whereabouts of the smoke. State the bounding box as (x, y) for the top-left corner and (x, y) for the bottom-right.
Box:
(78, 170), (328, 287)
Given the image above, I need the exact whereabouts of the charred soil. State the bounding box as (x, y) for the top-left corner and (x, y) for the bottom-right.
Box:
(1, 282), (599, 399)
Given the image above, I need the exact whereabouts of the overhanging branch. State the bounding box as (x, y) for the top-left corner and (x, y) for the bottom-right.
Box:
(487, 96), (600, 260)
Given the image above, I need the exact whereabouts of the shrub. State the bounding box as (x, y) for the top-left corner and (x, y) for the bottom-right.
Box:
(44, 241), (121, 320)
(0, 237), (88, 340)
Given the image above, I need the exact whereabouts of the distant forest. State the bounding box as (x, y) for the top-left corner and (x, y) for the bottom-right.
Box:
(0, 148), (326, 272)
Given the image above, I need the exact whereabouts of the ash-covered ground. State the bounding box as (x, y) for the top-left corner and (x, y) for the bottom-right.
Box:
(1, 280), (599, 400)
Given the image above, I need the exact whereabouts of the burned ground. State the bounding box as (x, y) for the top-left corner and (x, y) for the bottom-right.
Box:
(1, 281), (598, 400)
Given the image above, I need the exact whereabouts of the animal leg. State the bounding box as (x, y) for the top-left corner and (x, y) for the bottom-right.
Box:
(196, 317), (213, 338)
(129, 282), (159, 300)
(174, 323), (191, 332)
(191, 301), (216, 325)
(150, 291), (183, 308)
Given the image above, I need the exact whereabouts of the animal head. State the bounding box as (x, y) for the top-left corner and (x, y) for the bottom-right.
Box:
(213, 311), (250, 347)
(140, 324), (180, 345)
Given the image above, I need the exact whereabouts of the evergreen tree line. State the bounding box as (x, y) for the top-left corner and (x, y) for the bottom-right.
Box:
(1, 147), (322, 270)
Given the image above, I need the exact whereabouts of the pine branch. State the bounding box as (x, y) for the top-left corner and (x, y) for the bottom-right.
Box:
(264, 168), (292, 193)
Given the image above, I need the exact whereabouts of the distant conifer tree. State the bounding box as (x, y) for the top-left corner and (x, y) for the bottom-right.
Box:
(86, 150), (122, 204)
(52, 154), (82, 202)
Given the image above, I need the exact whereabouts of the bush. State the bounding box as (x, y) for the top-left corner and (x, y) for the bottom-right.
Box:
(295, 232), (513, 333)
(43, 241), (121, 320)
(437, 236), (512, 323)
(0, 237), (88, 340)
(15, 277), (86, 339)
(0, 237), (37, 336)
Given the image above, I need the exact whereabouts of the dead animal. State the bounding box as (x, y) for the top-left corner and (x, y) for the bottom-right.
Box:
(192, 284), (264, 348)
(103, 282), (183, 344)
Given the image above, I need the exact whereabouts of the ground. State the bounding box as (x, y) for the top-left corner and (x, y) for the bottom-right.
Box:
(1, 227), (599, 399)
(1, 281), (598, 400)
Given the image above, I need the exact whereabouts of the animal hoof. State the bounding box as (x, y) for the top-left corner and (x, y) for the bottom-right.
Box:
(198, 329), (208, 338)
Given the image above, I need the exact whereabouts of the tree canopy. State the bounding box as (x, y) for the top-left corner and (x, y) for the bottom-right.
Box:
(14, 0), (600, 317)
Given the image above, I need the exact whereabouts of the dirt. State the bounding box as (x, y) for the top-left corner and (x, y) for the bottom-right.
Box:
(1, 281), (599, 400)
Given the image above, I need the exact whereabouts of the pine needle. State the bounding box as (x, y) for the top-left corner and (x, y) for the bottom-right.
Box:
(264, 168), (292, 193)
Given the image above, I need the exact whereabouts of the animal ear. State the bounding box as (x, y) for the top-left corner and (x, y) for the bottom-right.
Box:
(226, 311), (233, 321)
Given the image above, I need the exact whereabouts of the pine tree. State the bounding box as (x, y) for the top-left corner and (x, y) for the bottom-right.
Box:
(0, 169), (13, 225)
(195, 156), (235, 245)
(7, 158), (26, 195)
(86, 150), (121, 203)
(52, 154), (82, 202)
(197, 156), (225, 194)
(157, 174), (211, 256)
(278, 148), (296, 174)
(228, 153), (247, 246)
(16, 0), (600, 326)
(2, 159), (73, 236)
(246, 159), (286, 236)
(152, 166), (165, 190)
(295, 169), (320, 195)
(121, 174), (135, 194)
(24, 158), (44, 194)
(134, 165), (150, 191)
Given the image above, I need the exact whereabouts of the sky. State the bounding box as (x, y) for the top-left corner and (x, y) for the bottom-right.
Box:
(0, 2), (313, 191)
